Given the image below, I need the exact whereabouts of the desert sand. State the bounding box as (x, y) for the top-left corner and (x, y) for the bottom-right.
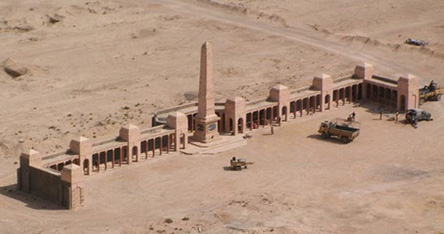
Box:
(0, 0), (443, 233)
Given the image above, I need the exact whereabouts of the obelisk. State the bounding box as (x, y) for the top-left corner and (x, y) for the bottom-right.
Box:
(193, 42), (220, 143)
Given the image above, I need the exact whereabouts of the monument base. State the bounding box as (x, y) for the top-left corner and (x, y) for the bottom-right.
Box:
(192, 115), (220, 143)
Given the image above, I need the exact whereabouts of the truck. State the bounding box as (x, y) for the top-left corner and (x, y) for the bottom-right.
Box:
(405, 38), (429, 47)
(419, 80), (442, 105)
(230, 157), (254, 170)
(318, 118), (360, 143)
(405, 109), (433, 128)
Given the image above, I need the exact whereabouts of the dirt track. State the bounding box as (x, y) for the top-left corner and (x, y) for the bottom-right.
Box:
(0, 0), (444, 233)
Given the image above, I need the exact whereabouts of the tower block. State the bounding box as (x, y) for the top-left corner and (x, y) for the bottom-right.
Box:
(193, 42), (220, 143)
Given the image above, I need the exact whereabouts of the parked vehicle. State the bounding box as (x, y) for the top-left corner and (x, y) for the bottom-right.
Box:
(318, 118), (360, 143)
(230, 157), (253, 170)
(419, 80), (442, 105)
(405, 109), (433, 123)
(405, 38), (429, 47)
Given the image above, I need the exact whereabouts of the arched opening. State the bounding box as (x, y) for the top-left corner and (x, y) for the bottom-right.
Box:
(246, 112), (252, 130)
(266, 108), (272, 123)
(238, 118), (244, 133)
(92, 153), (99, 172)
(122, 146), (128, 163)
(400, 95), (406, 111)
(372, 85), (378, 101)
(132, 146), (138, 162)
(386, 88), (392, 103)
(345, 87), (351, 103)
(180, 133), (186, 149)
(187, 115), (193, 132)
(309, 96), (315, 112)
(273, 106), (279, 122)
(229, 118), (234, 132)
(379, 86), (385, 101)
(339, 89), (344, 105)
(351, 85), (357, 102)
(333, 90), (338, 106)
(303, 98), (309, 113)
(282, 106), (288, 121)
(259, 109), (265, 126)
(83, 159), (89, 175)
(325, 94), (331, 110)
(252, 112), (259, 129)
(357, 84), (363, 100)
(316, 95), (321, 111)
(366, 84), (371, 99)
(57, 163), (64, 171)
(296, 100), (302, 116)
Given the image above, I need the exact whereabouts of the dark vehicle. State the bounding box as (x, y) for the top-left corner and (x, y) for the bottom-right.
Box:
(419, 80), (442, 105)
(405, 109), (433, 124)
(318, 118), (360, 143)
(405, 38), (429, 47)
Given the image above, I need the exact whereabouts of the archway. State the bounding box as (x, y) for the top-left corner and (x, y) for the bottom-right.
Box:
(325, 94), (331, 110)
(132, 146), (138, 162)
(366, 84), (371, 99)
(282, 106), (288, 121)
(83, 159), (89, 175)
(180, 133), (186, 149)
(229, 118), (234, 132)
(238, 118), (244, 133)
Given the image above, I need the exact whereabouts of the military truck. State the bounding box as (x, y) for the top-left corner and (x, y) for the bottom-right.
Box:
(419, 80), (442, 105)
(405, 109), (433, 125)
(230, 157), (253, 170)
(318, 118), (360, 143)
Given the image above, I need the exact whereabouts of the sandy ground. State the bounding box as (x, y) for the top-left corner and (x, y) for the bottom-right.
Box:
(1, 102), (444, 234)
(0, 0), (444, 233)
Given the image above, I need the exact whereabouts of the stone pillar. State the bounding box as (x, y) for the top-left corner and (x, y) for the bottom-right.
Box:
(397, 74), (420, 110)
(167, 112), (188, 151)
(17, 149), (42, 193)
(354, 63), (374, 100)
(224, 97), (246, 135)
(269, 84), (290, 122)
(69, 136), (92, 175)
(61, 164), (85, 210)
(119, 124), (141, 164)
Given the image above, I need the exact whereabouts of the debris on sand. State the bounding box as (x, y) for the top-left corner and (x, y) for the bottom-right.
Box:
(47, 14), (65, 24)
(1, 58), (29, 78)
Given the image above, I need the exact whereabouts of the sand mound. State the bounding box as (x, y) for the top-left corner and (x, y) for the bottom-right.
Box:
(0, 18), (34, 33)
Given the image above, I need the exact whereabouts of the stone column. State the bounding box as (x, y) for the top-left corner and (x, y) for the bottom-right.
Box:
(119, 124), (141, 164)
(18, 149), (42, 193)
(61, 164), (85, 210)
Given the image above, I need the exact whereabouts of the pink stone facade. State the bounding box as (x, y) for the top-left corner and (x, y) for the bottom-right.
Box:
(17, 42), (421, 210)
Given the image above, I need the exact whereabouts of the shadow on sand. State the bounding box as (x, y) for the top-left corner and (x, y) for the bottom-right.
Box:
(0, 183), (65, 210)
(306, 134), (348, 145)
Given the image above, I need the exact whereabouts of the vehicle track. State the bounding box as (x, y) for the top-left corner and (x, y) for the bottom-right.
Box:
(155, 0), (413, 75)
